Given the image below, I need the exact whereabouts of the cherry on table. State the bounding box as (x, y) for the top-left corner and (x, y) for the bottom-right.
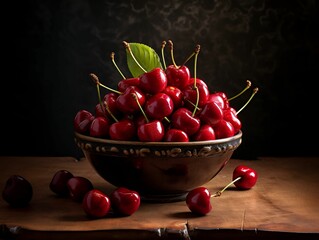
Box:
(67, 176), (94, 202)
(186, 187), (212, 215)
(110, 187), (141, 216)
(2, 175), (33, 207)
(82, 189), (111, 218)
(49, 170), (74, 197)
(232, 165), (258, 190)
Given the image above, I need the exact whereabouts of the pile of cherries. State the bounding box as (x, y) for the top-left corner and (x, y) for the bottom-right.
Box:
(74, 40), (258, 142)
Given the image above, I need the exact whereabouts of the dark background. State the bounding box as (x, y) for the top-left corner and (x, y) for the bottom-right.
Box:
(1, 0), (318, 159)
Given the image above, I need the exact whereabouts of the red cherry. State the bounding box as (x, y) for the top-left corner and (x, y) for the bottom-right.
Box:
(199, 101), (224, 126)
(233, 165), (258, 190)
(49, 170), (74, 197)
(103, 93), (122, 119)
(144, 93), (174, 120)
(2, 175), (33, 207)
(163, 129), (189, 142)
(110, 187), (141, 216)
(137, 120), (165, 142)
(223, 109), (242, 133)
(117, 77), (140, 92)
(139, 67), (167, 94)
(116, 86), (146, 114)
(192, 124), (216, 141)
(89, 117), (111, 138)
(207, 92), (226, 110)
(82, 189), (111, 218)
(109, 119), (136, 141)
(67, 176), (94, 202)
(162, 86), (184, 109)
(171, 108), (201, 136)
(213, 119), (235, 139)
(183, 78), (210, 110)
(165, 65), (190, 89)
(186, 187), (212, 215)
(74, 110), (95, 134)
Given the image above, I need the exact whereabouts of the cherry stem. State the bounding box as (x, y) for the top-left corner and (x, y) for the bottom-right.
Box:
(186, 99), (201, 111)
(123, 41), (147, 73)
(110, 52), (126, 79)
(132, 93), (149, 123)
(96, 81), (106, 117)
(104, 101), (118, 122)
(89, 73), (122, 95)
(161, 41), (167, 70)
(192, 44), (201, 117)
(211, 176), (242, 197)
(228, 80), (252, 101)
(181, 49), (196, 67)
(236, 87), (259, 115)
(168, 40), (178, 68)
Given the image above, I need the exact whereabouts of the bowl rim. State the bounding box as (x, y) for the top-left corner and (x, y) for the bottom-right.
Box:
(74, 130), (242, 146)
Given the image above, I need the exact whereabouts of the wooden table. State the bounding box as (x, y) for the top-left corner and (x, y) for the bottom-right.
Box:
(0, 156), (318, 240)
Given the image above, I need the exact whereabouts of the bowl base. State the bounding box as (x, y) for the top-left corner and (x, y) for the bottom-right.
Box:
(140, 192), (188, 203)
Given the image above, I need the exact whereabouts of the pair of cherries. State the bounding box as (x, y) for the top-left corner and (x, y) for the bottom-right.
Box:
(186, 165), (258, 215)
(49, 170), (140, 218)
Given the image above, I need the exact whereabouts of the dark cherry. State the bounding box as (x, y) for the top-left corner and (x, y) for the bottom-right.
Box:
(82, 189), (111, 218)
(74, 109), (95, 134)
(110, 187), (141, 216)
(103, 92), (122, 119)
(89, 116), (111, 138)
(49, 170), (74, 197)
(67, 176), (94, 202)
(2, 175), (33, 207)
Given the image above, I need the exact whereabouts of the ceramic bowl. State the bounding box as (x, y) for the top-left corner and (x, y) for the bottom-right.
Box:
(74, 130), (242, 202)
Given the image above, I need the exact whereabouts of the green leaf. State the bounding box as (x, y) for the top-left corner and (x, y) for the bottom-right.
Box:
(126, 42), (163, 78)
